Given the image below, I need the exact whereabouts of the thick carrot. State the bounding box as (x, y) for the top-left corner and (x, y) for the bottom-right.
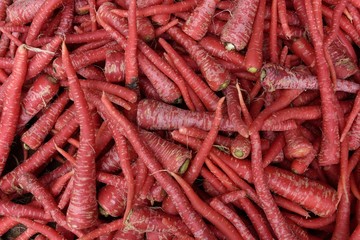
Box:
(182, 0), (219, 41)
(220, 0), (259, 51)
(18, 74), (59, 130)
(283, 128), (313, 159)
(136, 99), (235, 131)
(139, 130), (191, 174)
(230, 134), (251, 159)
(6, 0), (45, 24)
(62, 42), (97, 230)
(244, 0), (266, 73)
(260, 64), (360, 93)
(104, 50), (125, 83)
(0, 45), (27, 175)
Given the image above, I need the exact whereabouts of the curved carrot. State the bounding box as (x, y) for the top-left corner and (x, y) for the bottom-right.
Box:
(25, 0), (63, 45)
(62, 42), (97, 230)
(0, 45), (27, 175)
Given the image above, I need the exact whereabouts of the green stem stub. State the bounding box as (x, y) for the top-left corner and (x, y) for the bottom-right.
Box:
(178, 159), (190, 175)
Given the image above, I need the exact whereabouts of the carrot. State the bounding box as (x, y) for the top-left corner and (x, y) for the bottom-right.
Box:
(166, 26), (231, 91)
(0, 200), (51, 220)
(25, 0), (63, 45)
(277, 0), (292, 39)
(6, 0), (46, 25)
(125, 0), (138, 87)
(244, 0), (266, 73)
(111, 0), (197, 18)
(223, 83), (249, 138)
(230, 134), (251, 159)
(182, 0), (219, 41)
(260, 64), (360, 93)
(98, 183), (126, 217)
(138, 77), (162, 101)
(179, 127), (233, 148)
(18, 74), (59, 130)
(158, 37), (219, 111)
(62, 42), (97, 230)
(136, 99), (235, 131)
(104, 50), (125, 83)
(137, 53), (182, 103)
(151, 0), (173, 26)
(140, 130), (191, 174)
(198, 35), (246, 70)
(169, 172), (243, 240)
(220, 0), (259, 51)
(283, 128), (313, 159)
(0, 45), (27, 175)
(269, 0), (279, 63)
(79, 218), (124, 240)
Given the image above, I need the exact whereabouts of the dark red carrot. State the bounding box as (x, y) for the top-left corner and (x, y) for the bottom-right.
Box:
(182, 0), (219, 41)
(244, 0), (266, 73)
(269, 0), (279, 63)
(166, 26), (231, 91)
(277, 0), (292, 39)
(179, 127), (233, 148)
(62, 42), (97, 230)
(6, 0), (45, 25)
(158, 37), (219, 111)
(220, 0), (259, 51)
(169, 172), (243, 240)
(0, 45), (27, 175)
(260, 64), (360, 93)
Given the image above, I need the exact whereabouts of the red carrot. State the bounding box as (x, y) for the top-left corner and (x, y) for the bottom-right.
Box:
(230, 134), (251, 159)
(169, 172), (243, 240)
(25, 0), (63, 45)
(12, 218), (65, 240)
(125, 0), (138, 87)
(158, 37), (219, 111)
(260, 64), (360, 93)
(244, 0), (266, 73)
(0, 45), (27, 175)
(104, 50), (125, 83)
(283, 128), (313, 159)
(62, 42), (97, 230)
(220, 0), (259, 51)
(140, 130), (191, 174)
(182, 0), (219, 41)
(269, 0), (279, 63)
(166, 26), (231, 91)
(18, 74), (59, 130)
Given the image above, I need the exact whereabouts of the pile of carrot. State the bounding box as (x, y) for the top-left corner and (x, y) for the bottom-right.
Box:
(0, 0), (359, 239)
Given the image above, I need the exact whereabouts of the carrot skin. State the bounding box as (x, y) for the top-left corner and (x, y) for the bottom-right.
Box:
(0, 45), (27, 175)
(220, 0), (259, 51)
(62, 42), (97, 230)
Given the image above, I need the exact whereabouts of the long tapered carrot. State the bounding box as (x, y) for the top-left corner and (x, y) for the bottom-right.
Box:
(62, 42), (97, 230)
(0, 45), (27, 175)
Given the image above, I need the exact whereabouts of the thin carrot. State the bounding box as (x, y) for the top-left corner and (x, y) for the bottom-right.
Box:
(125, 0), (138, 87)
